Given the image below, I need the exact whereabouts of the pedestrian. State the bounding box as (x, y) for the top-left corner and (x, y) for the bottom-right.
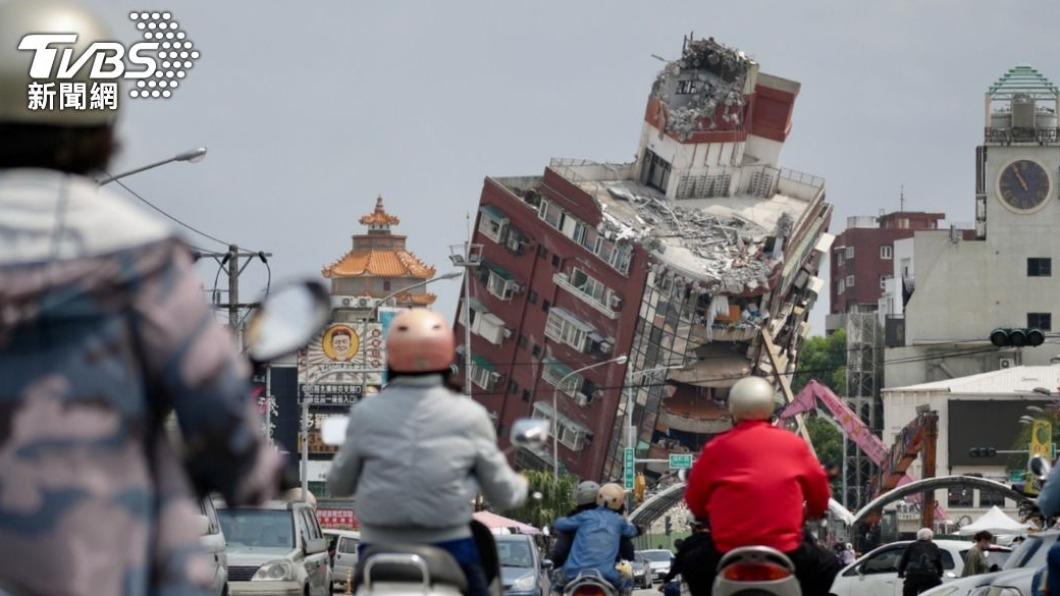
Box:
(898, 528), (945, 596)
(0, 2), (282, 595)
(962, 531), (994, 577)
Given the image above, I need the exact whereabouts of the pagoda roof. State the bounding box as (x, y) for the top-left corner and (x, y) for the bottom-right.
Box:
(322, 247), (436, 279)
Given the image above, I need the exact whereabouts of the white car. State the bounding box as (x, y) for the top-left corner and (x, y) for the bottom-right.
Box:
(921, 531), (1059, 596)
(831, 540), (1012, 596)
(196, 496), (228, 596)
(636, 549), (674, 583)
(218, 499), (332, 596)
(323, 529), (361, 593)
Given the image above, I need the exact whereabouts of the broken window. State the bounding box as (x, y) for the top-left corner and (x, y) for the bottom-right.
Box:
(570, 267), (609, 305)
(676, 79), (697, 95)
(641, 149), (672, 193)
(545, 308), (594, 352)
(1028, 258), (1052, 277)
(478, 205), (509, 244)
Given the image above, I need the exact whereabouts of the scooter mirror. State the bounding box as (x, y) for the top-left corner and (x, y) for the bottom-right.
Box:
(510, 418), (549, 450)
(244, 280), (331, 363)
(321, 416), (349, 446)
(1030, 456), (1052, 482)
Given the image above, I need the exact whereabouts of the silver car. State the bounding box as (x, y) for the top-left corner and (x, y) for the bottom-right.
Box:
(218, 499), (332, 596)
(636, 549), (674, 583)
(197, 496), (228, 596)
(921, 531), (1059, 596)
(324, 529), (361, 592)
(496, 534), (548, 596)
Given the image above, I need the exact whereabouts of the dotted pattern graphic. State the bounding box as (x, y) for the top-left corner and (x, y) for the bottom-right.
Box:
(127, 11), (199, 99)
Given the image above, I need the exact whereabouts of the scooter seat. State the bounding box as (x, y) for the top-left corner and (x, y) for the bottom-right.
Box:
(357, 544), (469, 592)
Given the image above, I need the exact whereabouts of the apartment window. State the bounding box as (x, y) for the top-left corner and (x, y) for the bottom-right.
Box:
(537, 244), (548, 259)
(468, 357), (498, 391)
(1029, 312), (1052, 331)
(1028, 258), (1052, 277)
(544, 307), (594, 352)
(948, 486), (973, 508)
(845, 246), (854, 259)
(835, 249), (844, 266)
(641, 149), (672, 193)
(478, 206), (509, 244)
(900, 258), (912, 279)
(570, 267), (609, 305)
(486, 269), (518, 301)
(880, 245), (893, 260)
(528, 290), (538, 304)
(542, 358), (584, 397)
(521, 389), (531, 402)
(531, 344), (542, 359)
(676, 79), (697, 94)
(551, 255), (561, 269)
(979, 489), (1006, 508)
(507, 379), (519, 395)
(838, 279), (846, 294)
(846, 275), (855, 288)
(542, 299), (550, 313)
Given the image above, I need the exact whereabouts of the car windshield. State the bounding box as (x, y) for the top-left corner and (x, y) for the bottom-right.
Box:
(640, 551), (672, 562)
(498, 540), (534, 568)
(219, 509), (294, 549)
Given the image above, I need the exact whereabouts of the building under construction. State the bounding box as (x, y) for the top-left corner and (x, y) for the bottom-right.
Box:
(455, 36), (834, 482)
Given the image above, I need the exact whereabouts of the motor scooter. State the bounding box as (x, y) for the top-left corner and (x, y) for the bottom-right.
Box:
(318, 418), (551, 596)
(711, 545), (802, 596)
(561, 569), (619, 596)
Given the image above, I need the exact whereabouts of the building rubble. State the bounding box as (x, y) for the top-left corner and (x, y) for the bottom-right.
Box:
(652, 37), (753, 139)
(602, 181), (791, 296)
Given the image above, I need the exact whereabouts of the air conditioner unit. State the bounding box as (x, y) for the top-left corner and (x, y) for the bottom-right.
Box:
(358, 298), (370, 308)
(1000, 357), (1016, 369)
(609, 294), (623, 309)
(503, 327), (513, 339)
(599, 339), (614, 355)
(574, 393), (591, 407)
(489, 371), (503, 382)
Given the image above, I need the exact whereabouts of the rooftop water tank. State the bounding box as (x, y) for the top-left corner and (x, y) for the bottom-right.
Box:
(1012, 93), (1036, 128)
(1036, 108), (1057, 130)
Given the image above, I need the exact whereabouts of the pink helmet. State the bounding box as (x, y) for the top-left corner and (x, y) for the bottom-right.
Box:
(386, 309), (455, 373)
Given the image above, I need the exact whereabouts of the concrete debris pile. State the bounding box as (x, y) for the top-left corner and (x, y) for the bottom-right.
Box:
(653, 37), (753, 140)
(604, 182), (781, 295)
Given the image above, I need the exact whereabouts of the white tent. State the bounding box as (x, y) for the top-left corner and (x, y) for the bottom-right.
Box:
(957, 506), (1028, 536)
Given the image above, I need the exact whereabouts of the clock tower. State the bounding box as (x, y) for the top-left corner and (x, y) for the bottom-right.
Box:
(977, 65), (1060, 238)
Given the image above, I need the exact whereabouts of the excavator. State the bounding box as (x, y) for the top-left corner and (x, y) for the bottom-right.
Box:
(778, 380), (942, 528)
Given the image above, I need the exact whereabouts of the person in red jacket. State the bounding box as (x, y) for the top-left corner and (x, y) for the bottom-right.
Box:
(684, 376), (840, 596)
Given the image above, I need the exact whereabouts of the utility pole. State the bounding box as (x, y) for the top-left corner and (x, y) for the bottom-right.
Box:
(192, 245), (271, 347)
(449, 213), (483, 397)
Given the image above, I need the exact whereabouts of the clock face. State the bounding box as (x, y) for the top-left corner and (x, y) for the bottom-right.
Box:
(998, 159), (1051, 211)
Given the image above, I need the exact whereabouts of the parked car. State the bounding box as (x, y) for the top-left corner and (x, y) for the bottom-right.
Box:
(197, 496), (228, 596)
(631, 555), (654, 589)
(830, 539), (1012, 596)
(636, 549), (674, 583)
(496, 534), (548, 596)
(217, 499), (332, 596)
(921, 531), (1060, 596)
(323, 529), (361, 593)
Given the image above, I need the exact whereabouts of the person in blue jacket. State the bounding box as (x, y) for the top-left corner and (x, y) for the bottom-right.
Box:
(553, 483), (639, 590)
(1035, 461), (1060, 596)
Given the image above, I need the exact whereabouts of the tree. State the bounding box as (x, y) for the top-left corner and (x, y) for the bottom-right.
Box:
(793, 330), (847, 396)
(506, 470), (577, 529)
(793, 331), (847, 471)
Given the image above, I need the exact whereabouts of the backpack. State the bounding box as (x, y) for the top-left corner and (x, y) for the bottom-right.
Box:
(905, 544), (938, 576)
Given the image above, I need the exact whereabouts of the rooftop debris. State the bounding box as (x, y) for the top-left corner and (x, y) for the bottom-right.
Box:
(603, 182), (785, 295)
(653, 38), (754, 140)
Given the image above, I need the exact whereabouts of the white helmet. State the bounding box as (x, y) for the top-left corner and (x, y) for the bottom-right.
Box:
(596, 483), (625, 511)
(0, 0), (118, 126)
(728, 376), (777, 422)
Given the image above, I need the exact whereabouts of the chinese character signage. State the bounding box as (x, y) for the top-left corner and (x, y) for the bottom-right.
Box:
(299, 322), (384, 389)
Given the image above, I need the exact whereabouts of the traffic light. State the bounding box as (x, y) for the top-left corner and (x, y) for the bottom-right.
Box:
(664, 515), (672, 536)
(969, 447), (998, 458)
(990, 328), (1045, 348)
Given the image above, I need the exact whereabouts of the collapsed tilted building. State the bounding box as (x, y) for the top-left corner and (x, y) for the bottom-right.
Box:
(454, 36), (834, 481)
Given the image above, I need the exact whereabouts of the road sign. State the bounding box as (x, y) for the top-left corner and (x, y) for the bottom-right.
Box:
(623, 448), (635, 489)
(669, 453), (693, 470)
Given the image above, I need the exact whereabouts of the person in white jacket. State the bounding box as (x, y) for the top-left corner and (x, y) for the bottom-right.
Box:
(327, 309), (528, 596)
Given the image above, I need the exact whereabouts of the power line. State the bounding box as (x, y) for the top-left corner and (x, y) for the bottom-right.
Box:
(107, 173), (232, 248)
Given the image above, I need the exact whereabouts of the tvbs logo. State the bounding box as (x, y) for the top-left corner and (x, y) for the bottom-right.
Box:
(18, 11), (199, 111)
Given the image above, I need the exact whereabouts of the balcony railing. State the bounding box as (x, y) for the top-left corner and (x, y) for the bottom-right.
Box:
(985, 127), (1060, 144)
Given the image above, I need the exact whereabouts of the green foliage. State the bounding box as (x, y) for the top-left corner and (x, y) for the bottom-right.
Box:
(806, 415), (844, 468)
(793, 330), (847, 396)
(506, 470), (578, 529)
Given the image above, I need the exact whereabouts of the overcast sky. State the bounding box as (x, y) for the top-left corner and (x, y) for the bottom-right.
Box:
(85, 0), (1060, 334)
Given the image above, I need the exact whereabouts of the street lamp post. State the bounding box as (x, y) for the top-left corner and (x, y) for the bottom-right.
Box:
(449, 215), (483, 397)
(552, 354), (628, 480)
(97, 146), (207, 185)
